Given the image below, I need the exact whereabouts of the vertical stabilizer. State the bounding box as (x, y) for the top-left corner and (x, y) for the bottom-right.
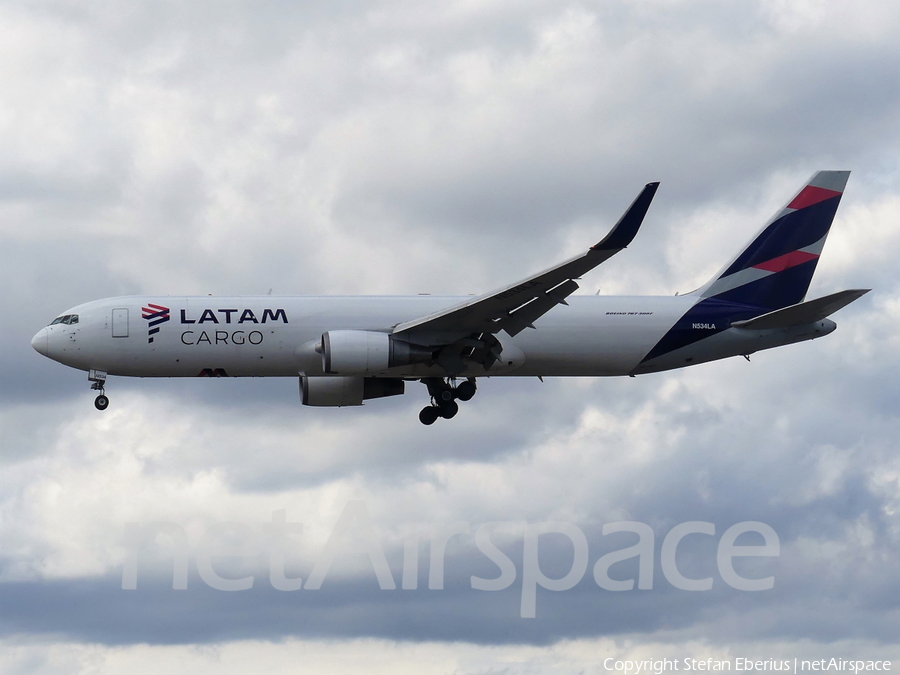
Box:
(693, 170), (850, 310)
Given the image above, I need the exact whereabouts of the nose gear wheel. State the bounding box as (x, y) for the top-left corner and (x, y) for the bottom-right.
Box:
(89, 370), (109, 411)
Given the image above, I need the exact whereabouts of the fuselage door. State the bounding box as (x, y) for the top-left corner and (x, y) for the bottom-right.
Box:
(112, 308), (129, 338)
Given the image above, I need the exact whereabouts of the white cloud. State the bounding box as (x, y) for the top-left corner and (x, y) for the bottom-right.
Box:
(0, 636), (898, 675)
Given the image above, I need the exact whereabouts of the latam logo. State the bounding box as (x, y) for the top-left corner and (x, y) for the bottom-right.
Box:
(142, 304), (171, 343)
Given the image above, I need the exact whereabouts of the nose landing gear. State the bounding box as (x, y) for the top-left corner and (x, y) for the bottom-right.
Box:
(418, 377), (476, 425)
(89, 369), (109, 411)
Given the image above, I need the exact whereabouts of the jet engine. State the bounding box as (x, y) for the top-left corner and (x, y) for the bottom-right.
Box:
(300, 375), (405, 406)
(320, 330), (431, 375)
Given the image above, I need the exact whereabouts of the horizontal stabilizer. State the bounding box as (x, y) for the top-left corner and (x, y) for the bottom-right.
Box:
(731, 289), (870, 330)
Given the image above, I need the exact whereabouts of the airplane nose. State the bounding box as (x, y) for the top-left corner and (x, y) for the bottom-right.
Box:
(31, 328), (49, 356)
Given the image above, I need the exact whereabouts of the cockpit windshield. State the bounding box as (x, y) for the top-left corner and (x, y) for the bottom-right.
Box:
(49, 314), (79, 326)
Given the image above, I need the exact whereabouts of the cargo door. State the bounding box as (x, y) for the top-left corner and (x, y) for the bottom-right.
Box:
(112, 308), (129, 338)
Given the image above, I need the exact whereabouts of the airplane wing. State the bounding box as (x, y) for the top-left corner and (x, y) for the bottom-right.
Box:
(393, 181), (660, 340)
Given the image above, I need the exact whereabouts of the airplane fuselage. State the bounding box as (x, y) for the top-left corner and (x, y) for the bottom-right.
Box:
(31, 294), (835, 380)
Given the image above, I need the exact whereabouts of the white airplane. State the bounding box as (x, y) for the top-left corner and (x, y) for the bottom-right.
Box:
(32, 171), (868, 424)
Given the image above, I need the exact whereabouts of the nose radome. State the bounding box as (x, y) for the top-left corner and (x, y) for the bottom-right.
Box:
(31, 328), (49, 356)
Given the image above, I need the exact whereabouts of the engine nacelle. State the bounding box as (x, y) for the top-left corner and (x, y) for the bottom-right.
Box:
(300, 375), (405, 407)
(320, 330), (431, 375)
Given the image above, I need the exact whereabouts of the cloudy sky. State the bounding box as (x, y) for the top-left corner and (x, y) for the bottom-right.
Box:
(2, 0), (900, 672)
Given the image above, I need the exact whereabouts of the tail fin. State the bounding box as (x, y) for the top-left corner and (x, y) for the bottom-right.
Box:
(693, 171), (850, 310)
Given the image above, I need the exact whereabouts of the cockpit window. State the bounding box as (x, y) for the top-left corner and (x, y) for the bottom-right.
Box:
(49, 314), (79, 325)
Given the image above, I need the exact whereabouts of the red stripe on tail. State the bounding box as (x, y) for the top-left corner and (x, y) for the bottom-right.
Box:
(788, 185), (841, 210)
(752, 250), (819, 273)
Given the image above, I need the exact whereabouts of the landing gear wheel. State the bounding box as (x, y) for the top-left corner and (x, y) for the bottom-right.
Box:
(94, 394), (109, 411)
(419, 377), (468, 423)
(439, 400), (459, 419)
(454, 380), (476, 401)
(419, 406), (440, 425)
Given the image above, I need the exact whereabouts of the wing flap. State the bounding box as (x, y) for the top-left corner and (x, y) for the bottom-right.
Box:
(731, 289), (870, 330)
(501, 278), (579, 336)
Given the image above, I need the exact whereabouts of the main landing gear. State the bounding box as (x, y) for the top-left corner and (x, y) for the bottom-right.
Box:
(418, 378), (477, 425)
(89, 369), (109, 411)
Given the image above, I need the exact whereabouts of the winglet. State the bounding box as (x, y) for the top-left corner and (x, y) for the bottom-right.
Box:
(591, 182), (660, 251)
